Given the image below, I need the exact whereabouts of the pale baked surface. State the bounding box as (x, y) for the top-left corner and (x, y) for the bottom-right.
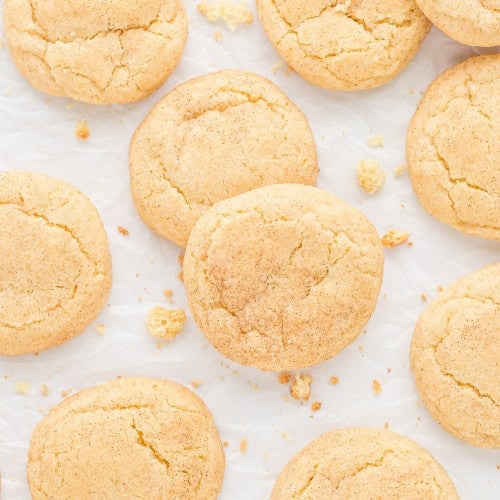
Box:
(4, 0), (187, 104)
(407, 54), (500, 240)
(415, 0), (500, 47)
(0, 171), (112, 356)
(271, 427), (458, 499)
(130, 70), (318, 247)
(183, 184), (384, 371)
(411, 263), (500, 448)
(28, 377), (225, 499)
(256, 0), (430, 91)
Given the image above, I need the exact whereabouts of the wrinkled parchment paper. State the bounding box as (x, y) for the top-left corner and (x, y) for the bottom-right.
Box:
(0, 2), (498, 498)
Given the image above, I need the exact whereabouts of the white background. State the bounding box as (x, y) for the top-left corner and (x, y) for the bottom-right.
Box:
(0, 2), (498, 498)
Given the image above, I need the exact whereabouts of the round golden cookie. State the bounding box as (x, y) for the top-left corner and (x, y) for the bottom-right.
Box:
(4, 0), (187, 104)
(411, 263), (500, 449)
(407, 54), (500, 240)
(256, 0), (431, 91)
(415, 0), (500, 47)
(28, 377), (225, 499)
(271, 428), (458, 499)
(129, 70), (318, 247)
(183, 184), (384, 371)
(0, 171), (112, 356)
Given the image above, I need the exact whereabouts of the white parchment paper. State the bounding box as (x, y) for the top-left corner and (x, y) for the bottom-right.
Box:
(0, 2), (498, 498)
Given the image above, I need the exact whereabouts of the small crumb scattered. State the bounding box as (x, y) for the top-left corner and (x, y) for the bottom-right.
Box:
(367, 135), (384, 147)
(407, 241), (414, 247)
(213, 31), (223, 42)
(197, 0), (253, 30)
(311, 401), (322, 412)
(330, 376), (339, 385)
(290, 374), (312, 401)
(16, 381), (30, 395)
(178, 271), (184, 282)
(357, 159), (386, 194)
(96, 324), (106, 334)
(358, 345), (364, 352)
(178, 253), (184, 267)
(240, 438), (248, 453)
(420, 293), (428, 302)
(75, 118), (90, 140)
(223, 440), (229, 448)
(146, 306), (186, 342)
(394, 165), (407, 177)
(372, 379), (382, 394)
(437, 285), (443, 292)
(163, 289), (173, 303)
(384, 422), (389, 429)
(381, 229), (411, 248)
(40, 384), (49, 397)
(278, 372), (291, 384)
(61, 388), (72, 398)
(387, 368), (392, 374)
(117, 226), (129, 236)
(191, 380), (202, 388)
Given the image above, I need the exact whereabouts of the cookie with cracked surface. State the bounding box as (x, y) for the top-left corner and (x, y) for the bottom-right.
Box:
(271, 427), (458, 499)
(183, 184), (384, 371)
(255, 0), (431, 91)
(415, 0), (500, 47)
(0, 171), (111, 356)
(407, 54), (500, 240)
(4, 0), (187, 104)
(129, 70), (318, 247)
(28, 377), (225, 499)
(410, 263), (500, 448)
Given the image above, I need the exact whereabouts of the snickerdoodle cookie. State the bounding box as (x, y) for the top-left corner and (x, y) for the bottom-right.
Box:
(411, 263), (500, 448)
(271, 428), (458, 499)
(256, 0), (431, 91)
(4, 0), (187, 104)
(415, 0), (500, 47)
(129, 70), (318, 247)
(183, 184), (384, 371)
(0, 171), (112, 355)
(28, 377), (225, 499)
(407, 54), (499, 240)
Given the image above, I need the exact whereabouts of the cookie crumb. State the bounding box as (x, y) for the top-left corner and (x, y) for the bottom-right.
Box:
(178, 271), (184, 282)
(330, 376), (339, 385)
(437, 285), (443, 292)
(117, 226), (129, 236)
(223, 440), (229, 448)
(96, 324), (106, 334)
(290, 374), (312, 401)
(420, 293), (428, 302)
(357, 159), (386, 194)
(75, 118), (90, 140)
(367, 135), (384, 147)
(311, 401), (322, 412)
(61, 388), (72, 398)
(197, 0), (253, 30)
(278, 372), (291, 384)
(178, 253), (184, 267)
(191, 380), (202, 388)
(381, 229), (410, 248)
(372, 379), (382, 394)
(16, 381), (30, 394)
(163, 289), (173, 303)
(213, 31), (223, 42)
(40, 384), (49, 397)
(384, 422), (389, 429)
(394, 165), (407, 177)
(239, 438), (248, 453)
(146, 306), (186, 342)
